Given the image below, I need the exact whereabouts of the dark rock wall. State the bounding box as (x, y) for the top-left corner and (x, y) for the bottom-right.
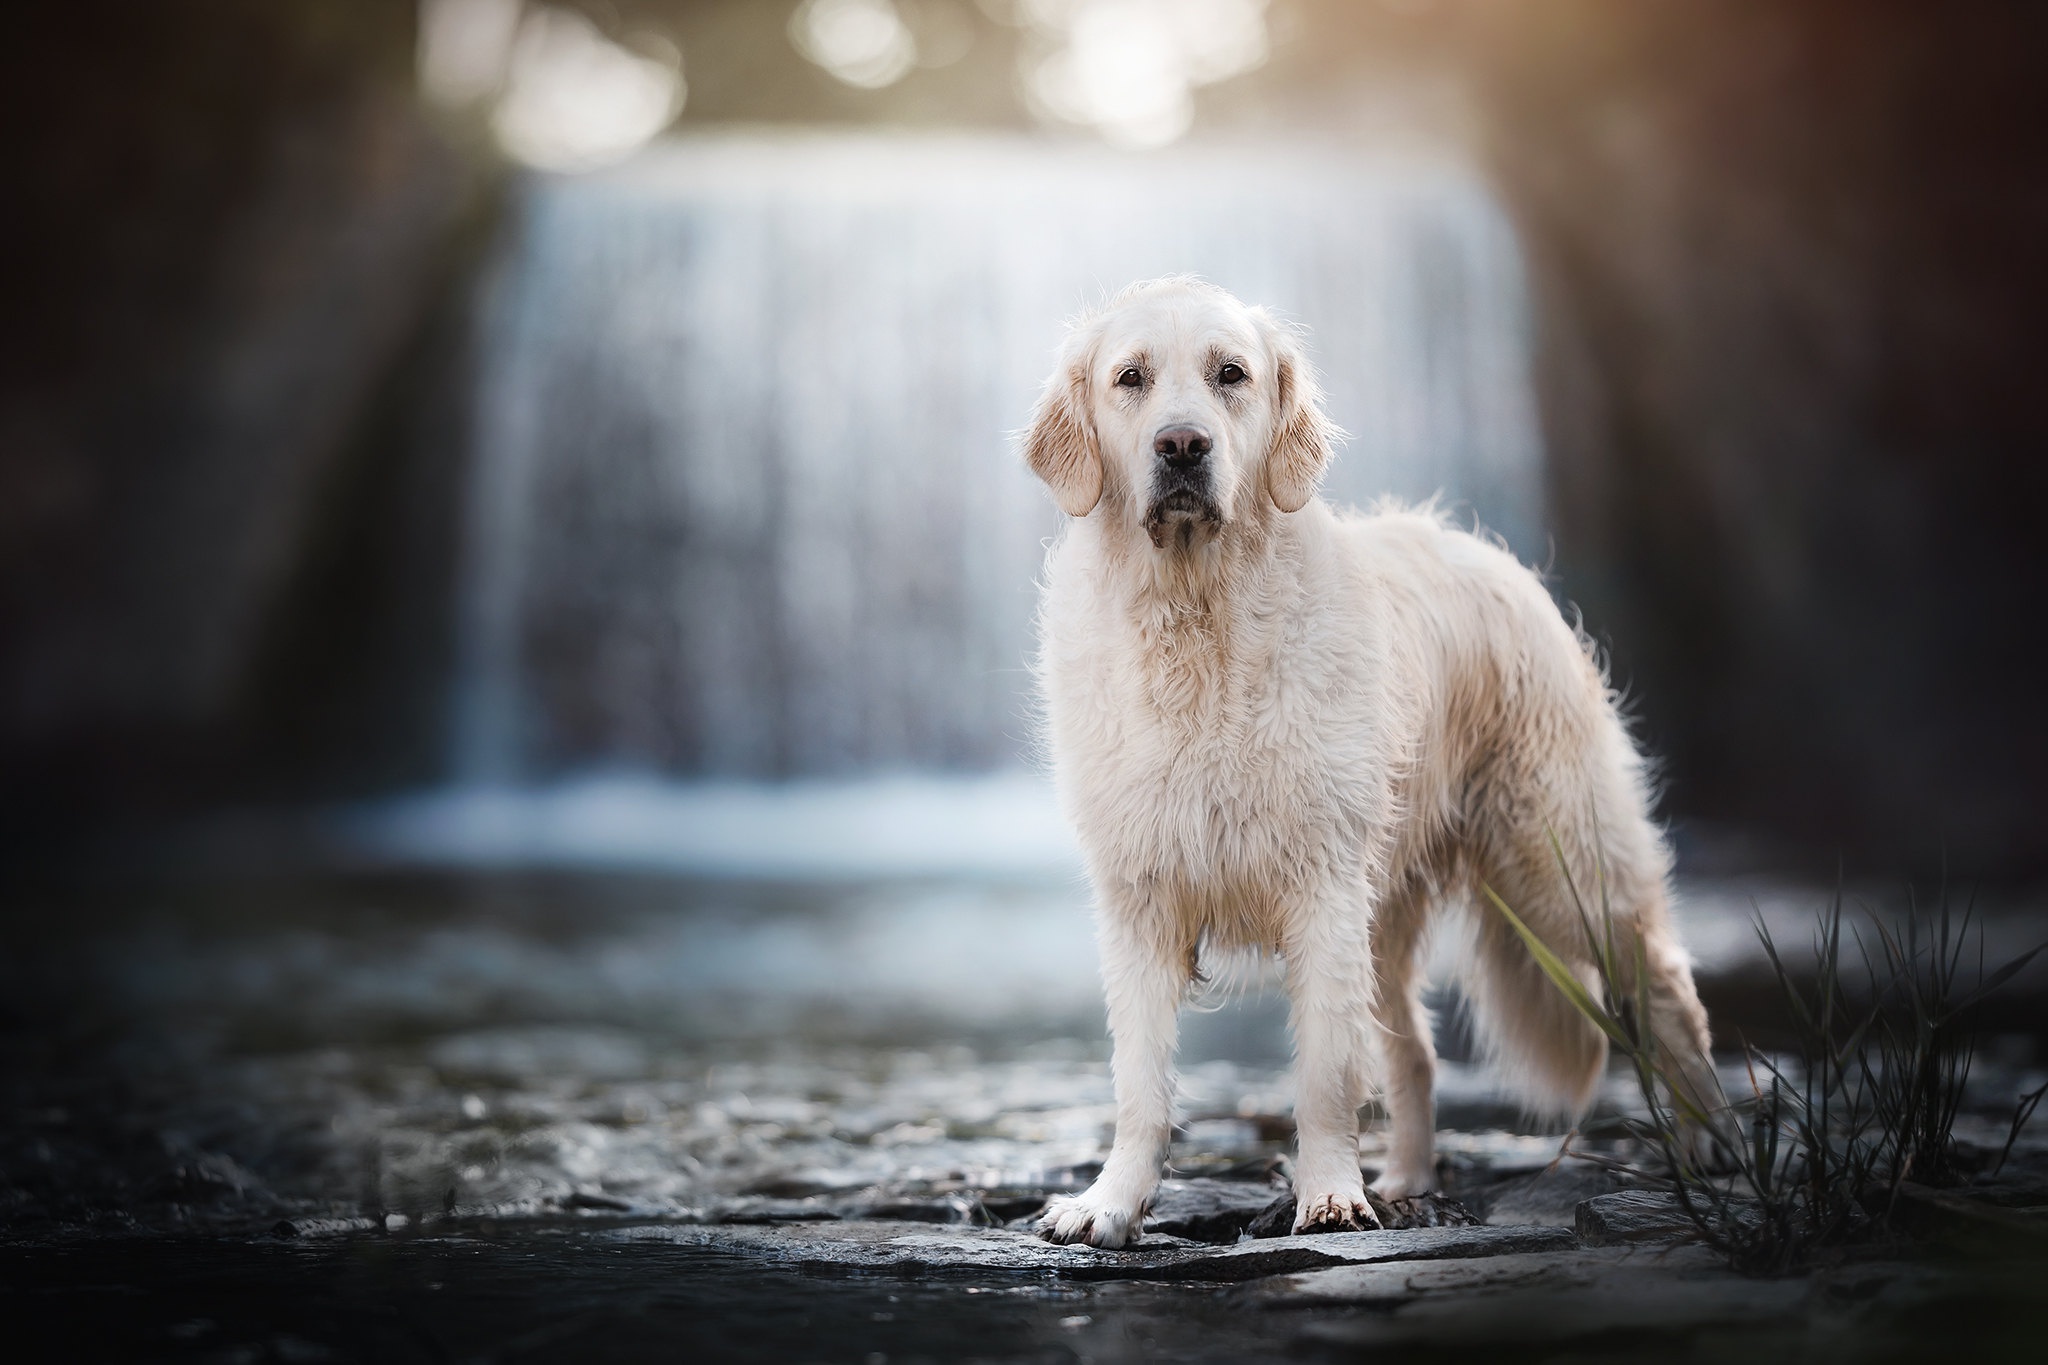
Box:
(0, 2), (473, 816)
(1448, 1), (2048, 872)
(1220, 0), (2048, 873)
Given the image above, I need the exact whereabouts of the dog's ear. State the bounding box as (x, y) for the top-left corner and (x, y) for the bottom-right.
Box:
(1259, 314), (1341, 515)
(1023, 360), (1103, 517)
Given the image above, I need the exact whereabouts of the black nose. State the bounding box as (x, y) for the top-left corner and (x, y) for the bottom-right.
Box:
(1153, 425), (1212, 468)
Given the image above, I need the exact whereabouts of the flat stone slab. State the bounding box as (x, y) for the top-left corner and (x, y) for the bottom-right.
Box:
(1277, 1250), (2043, 1356)
(601, 1218), (1575, 1282)
(1266, 1245), (1812, 1347)
(1254, 1244), (1730, 1305)
(1242, 1188), (1482, 1238)
(1890, 1180), (2048, 1256)
(1574, 1190), (1710, 1246)
(1468, 1162), (1624, 1226)
(1143, 1178), (1289, 1242)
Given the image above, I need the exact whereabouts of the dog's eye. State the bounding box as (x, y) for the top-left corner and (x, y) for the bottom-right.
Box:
(1115, 367), (1144, 388)
(1217, 362), (1247, 386)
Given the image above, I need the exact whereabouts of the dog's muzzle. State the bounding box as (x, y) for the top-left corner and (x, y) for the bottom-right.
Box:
(1144, 423), (1222, 549)
(1145, 469), (1223, 549)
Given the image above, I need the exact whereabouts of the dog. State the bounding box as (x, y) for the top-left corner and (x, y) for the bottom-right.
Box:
(1024, 277), (1716, 1247)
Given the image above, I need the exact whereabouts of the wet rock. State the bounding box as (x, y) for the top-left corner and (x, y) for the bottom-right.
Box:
(610, 1218), (1574, 1282)
(714, 1187), (1001, 1226)
(1245, 1188), (1481, 1238)
(1466, 1162), (1623, 1226)
(428, 1026), (652, 1084)
(1888, 1180), (2048, 1256)
(153, 1152), (267, 1205)
(712, 1198), (843, 1225)
(560, 1190), (634, 1212)
(738, 1174), (843, 1199)
(608, 1217), (1157, 1275)
(1574, 1190), (1705, 1246)
(271, 1217), (382, 1238)
(839, 1191), (992, 1225)
(1143, 1178), (1289, 1243)
(1269, 1245), (1813, 1347)
(1252, 1244), (1730, 1305)
(980, 1190), (1062, 1223)
(1959, 1165), (2048, 1214)
(1378, 1191), (1483, 1229)
(1246, 1195), (1300, 1239)
(1059, 1220), (1573, 1281)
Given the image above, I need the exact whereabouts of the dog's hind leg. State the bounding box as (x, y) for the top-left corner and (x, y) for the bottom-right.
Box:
(1037, 890), (1189, 1249)
(1367, 881), (1437, 1198)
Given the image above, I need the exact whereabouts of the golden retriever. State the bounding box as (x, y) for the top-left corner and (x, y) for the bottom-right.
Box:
(1025, 277), (1715, 1247)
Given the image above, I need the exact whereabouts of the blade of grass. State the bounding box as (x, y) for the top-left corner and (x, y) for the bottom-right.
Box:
(1480, 883), (1631, 1051)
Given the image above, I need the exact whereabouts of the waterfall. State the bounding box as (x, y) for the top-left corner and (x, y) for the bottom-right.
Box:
(448, 132), (1544, 785)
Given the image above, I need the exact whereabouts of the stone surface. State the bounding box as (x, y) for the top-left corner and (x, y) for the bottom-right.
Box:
(1465, 1160), (1625, 1226)
(1273, 1248), (2036, 1355)
(712, 1187), (1002, 1226)
(608, 1218), (1576, 1282)
(1243, 1188), (1482, 1239)
(1890, 1180), (2048, 1256)
(1252, 1243), (1731, 1305)
(5, 866), (2046, 1362)
(1574, 1190), (1710, 1246)
(1142, 1177), (1289, 1243)
(1279, 1246), (1811, 1348)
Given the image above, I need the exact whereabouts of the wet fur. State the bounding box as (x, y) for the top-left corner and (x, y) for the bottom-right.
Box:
(1023, 278), (1715, 1248)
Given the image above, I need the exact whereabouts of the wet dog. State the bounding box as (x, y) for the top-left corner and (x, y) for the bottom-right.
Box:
(1024, 278), (1716, 1247)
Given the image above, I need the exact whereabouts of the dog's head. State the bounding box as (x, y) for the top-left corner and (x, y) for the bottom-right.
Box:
(1022, 277), (1341, 551)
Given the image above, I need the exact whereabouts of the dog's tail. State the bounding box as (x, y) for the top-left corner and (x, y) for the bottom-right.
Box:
(1455, 901), (1610, 1122)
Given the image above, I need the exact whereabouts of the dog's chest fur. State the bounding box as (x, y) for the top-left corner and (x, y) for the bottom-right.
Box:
(1041, 535), (1402, 938)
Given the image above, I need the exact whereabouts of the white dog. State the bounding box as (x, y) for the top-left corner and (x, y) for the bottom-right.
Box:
(1025, 278), (1715, 1247)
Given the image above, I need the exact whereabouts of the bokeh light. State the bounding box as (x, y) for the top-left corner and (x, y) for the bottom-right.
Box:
(420, 0), (684, 171)
(790, 0), (920, 90)
(1022, 0), (1271, 148)
(492, 7), (683, 171)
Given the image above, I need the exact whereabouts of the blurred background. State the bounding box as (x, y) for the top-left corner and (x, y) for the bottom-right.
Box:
(5, 0), (2046, 876)
(3, 7), (2047, 1353)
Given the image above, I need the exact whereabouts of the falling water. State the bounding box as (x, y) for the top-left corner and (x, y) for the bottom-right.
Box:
(449, 132), (1544, 786)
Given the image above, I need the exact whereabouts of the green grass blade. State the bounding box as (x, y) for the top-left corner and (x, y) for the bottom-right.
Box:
(1480, 883), (1632, 1050)
(1941, 941), (2048, 1021)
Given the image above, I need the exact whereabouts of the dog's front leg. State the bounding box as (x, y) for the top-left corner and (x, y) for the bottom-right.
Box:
(1286, 906), (1381, 1233)
(1037, 901), (1185, 1249)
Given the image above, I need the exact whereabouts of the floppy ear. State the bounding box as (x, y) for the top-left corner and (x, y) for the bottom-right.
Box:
(1261, 319), (1341, 515)
(1023, 362), (1103, 517)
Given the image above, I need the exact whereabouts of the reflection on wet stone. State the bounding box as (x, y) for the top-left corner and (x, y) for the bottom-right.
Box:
(3, 868), (2045, 1360)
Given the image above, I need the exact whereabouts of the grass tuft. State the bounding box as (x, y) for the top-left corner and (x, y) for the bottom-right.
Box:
(1486, 853), (2044, 1273)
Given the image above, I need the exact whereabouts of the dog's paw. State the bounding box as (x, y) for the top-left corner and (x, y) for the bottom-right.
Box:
(1036, 1191), (1144, 1249)
(1292, 1189), (1381, 1235)
(1368, 1166), (1435, 1201)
